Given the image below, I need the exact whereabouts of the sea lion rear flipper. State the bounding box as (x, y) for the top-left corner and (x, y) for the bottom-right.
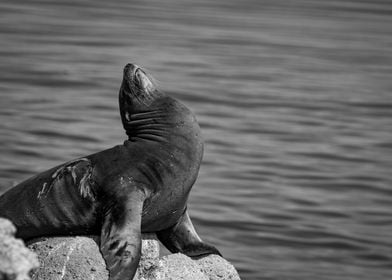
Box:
(156, 209), (222, 257)
(100, 190), (144, 280)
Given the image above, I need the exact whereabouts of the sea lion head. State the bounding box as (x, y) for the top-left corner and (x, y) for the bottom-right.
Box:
(119, 63), (164, 130)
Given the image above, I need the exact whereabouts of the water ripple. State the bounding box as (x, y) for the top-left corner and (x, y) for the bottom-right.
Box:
(1, 1), (392, 280)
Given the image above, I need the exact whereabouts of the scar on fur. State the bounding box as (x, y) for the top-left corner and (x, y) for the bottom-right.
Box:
(37, 158), (95, 200)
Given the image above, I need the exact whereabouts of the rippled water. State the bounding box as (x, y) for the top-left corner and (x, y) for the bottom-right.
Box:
(1, 1), (392, 279)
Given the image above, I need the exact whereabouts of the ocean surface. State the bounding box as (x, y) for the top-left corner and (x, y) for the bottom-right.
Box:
(1, 1), (391, 279)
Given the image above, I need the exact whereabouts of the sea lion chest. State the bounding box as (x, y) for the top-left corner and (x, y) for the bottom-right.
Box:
(94, 104), (203, 231)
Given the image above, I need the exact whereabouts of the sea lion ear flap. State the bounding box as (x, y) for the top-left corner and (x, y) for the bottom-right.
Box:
(100, 191), (144, 280)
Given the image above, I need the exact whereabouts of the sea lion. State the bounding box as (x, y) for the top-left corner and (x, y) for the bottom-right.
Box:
(0, 63), (221, 279)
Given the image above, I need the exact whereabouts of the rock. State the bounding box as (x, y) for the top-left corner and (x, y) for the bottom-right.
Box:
(134, 235), (161, 280)
(0, 218), (16, 236)
(28, 234), (241, 280)
(154, 253), (209, 280)
(0, 218), (39, 280)
(195, 254), (241, 280)
(28, 236), (108, 280)
(149, 254), (241, 280)
(28, 234), (161, 280)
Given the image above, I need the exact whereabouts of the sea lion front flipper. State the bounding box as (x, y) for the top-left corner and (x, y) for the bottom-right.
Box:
(100, 190), (145, 280)
(156, 209), (222, 257)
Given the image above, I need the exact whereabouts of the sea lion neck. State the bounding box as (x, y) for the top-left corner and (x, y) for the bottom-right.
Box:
(122, 97), (188, 143)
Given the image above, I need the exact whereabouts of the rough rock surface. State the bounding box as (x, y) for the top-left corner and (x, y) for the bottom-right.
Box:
(195, 254), (241, 280)
(28, 234), (241, 280)
(156, 253), (209, 280)
(134, 235), (161, 280)
(0, 218), (39, 280)
(28, 236), (108, 280)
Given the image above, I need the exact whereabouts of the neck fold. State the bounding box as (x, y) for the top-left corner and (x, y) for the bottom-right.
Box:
(124, 110), (170, 143)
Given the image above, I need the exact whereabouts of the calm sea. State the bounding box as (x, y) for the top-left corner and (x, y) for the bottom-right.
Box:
(1, 1), (391, 279)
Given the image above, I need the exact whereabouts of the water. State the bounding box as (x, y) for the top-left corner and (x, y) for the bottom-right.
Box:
(1, 1), (392, 279)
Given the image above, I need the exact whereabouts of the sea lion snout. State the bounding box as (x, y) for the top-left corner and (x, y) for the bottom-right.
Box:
(119, 64), (163, 128)
(123, 63), (139, 80)
(122, 63), (155, 95)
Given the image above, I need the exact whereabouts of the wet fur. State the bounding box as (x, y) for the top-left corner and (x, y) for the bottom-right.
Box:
(0, 64), (221, 280)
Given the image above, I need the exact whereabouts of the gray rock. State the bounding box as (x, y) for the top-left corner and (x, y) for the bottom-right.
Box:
(28, 235), (241, 280)
(152, 253), (241, 280)
(155, 253), (209, 280)
(0, 218), (16, 236)
(0, 218), (39, 280)
(134, 235), (161, 280)
(28, 236), (108, 280)
(195, 254), (241, 280)
(28, 235), (161, 280)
